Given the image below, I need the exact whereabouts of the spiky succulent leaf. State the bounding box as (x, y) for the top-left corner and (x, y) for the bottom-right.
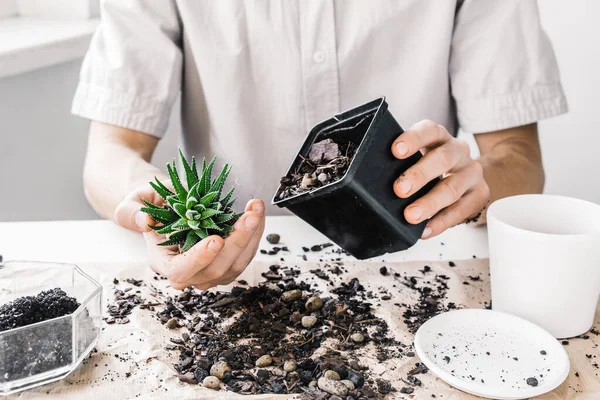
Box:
(171, 203), (187, 218)
(182, 231), (200, 252)
(192, 227), (207, 239)
(142, 199), (161, 210)
(200, 218), (221, 230)
(220, 187), (235, 208)
(186, 195), (198, 209)
(214, 212), (235, 224)
(171, 219), (190, 230)
(166, 195), (181, 209)
(167, 163), (187, 202)
(140, 206), (176, 223)
(200, 208), (222, 219)
(157, 230), (188, 246)
(210, 164), (231, 198)
(150, 180), (173, 201)
(225, 197), (237, 210)
(179, 149), (199, 189)
(188, 220), (201, 230)
(185, 210), (199, 220)
(156, 223), (176, 235)
(200, 191), (218, 206)
(141, 149), (241, 253)
(200, 157), (216, 196)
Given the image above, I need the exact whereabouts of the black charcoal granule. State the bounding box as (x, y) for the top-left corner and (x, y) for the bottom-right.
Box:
(526, 377), (538, 387)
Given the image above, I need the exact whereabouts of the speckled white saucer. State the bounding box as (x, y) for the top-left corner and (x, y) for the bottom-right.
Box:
(414, 309), (570, 400)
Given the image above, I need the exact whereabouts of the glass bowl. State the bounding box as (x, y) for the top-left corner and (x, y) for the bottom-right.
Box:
(0, 261), (102, 396)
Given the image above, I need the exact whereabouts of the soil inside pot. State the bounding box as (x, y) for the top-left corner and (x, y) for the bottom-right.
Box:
(276, 112), (375, 201)
(0, 288), (80, 382)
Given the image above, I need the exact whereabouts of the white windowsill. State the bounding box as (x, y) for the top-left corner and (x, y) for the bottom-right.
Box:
(0, 17), (99, 78)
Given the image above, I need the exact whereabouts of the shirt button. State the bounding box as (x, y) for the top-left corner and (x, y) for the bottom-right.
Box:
(313, 50), (326, 63)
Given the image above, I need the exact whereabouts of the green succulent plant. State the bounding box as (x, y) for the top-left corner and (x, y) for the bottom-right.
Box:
(141, 149), (240, 252)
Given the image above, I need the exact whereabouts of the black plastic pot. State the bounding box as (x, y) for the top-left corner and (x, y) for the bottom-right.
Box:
(272, 97), (438, 259)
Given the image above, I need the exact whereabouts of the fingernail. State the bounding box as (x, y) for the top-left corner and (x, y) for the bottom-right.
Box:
(208, 239), (223, 253)
(421, 227), (432, 239)
(252, 202), (264, 216)
(245, 215), (260, 231)
(135, 212), (147, 230)
(396, 142), (408, 156)
(406, 206), (423, 221)
(398, 179), (412, 194)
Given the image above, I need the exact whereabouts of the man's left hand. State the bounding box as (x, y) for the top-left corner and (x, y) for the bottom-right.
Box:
(391, 119), (490, 239)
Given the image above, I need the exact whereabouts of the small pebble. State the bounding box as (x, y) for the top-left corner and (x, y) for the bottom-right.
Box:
(202, 376), (221, 390)
(540, 350), (547, 355)
(526, 377), (539, 387)
(281, 289), (302, 303)
(351, 332), (364, 343)
(283, 360), (297, 372)
(290, 311), (302, 323)
(266, 234), (280, 244)
(305, 296), (323, 312)
(255, 355), (273, 367)
(302, 316), (318, 328)
(165, 318), (179, 329)
(178, 373), (196, 384)
(256, 369), (269, 380)
(347, 371), (365, 388)
(210, 361), (231, 380)
(317, 173), (329, 184)
(340, 379), (355, 391)
(324, 370), (341, 380)
(401, 387), (414, 394)
(318, 377), (349, 396)
(379, 266), (388, 275)
(301, 174), (317, 189)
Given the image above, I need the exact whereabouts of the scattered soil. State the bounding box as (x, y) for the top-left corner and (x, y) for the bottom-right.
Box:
(276, 138), (357, 200)
(153, 266), (401, 398)
(0, 289), (80, 382)
(101, 255), (466, 398)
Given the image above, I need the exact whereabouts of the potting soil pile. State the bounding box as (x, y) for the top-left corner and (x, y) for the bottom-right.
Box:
(6, 250), (599, 399)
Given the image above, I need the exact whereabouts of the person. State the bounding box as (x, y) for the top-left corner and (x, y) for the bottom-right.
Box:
(73, 1), (567, 290)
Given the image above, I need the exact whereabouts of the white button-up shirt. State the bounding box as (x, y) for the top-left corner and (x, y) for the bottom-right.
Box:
(72, 0), (567, 215)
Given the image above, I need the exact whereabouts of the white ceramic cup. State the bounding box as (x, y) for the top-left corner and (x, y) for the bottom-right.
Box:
(487, 194), (600, 339)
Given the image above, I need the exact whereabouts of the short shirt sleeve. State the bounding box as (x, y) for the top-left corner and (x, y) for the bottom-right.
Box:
(71, 0), (183, 138)
(450, 0), (568, 133)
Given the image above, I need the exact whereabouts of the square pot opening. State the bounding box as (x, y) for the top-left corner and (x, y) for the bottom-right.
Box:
(273, 104), (380, 204)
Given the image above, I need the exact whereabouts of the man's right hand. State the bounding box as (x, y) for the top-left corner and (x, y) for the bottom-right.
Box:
(114, 184), (266, 290)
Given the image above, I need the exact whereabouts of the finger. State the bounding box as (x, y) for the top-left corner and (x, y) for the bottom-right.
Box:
(394, 139), (471, 199)
(187, 210), (263, 286)
(114, 184), (166, 232)
(391, 120), (452, 160)
(190, 199), (266, 289)
(421, 183), (491, 239)
(403, 162), (483, 224)
(115, 199), (154, 232)
(143, 230), (179, 276)
(218, 201), (266, 284)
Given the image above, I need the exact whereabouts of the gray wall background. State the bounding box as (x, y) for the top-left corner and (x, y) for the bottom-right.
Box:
(0, 60), (180, 221)
(0, 1), (598, 222)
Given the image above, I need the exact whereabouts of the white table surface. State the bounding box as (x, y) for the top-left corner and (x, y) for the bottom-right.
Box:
(0, 216), (488, 264)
